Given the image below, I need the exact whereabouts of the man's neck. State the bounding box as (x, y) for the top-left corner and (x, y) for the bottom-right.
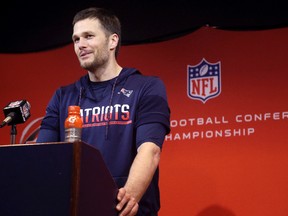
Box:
(88, 63), (122, 82)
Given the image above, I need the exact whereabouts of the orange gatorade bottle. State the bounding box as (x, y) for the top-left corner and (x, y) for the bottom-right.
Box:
(64, 105), (83, 142)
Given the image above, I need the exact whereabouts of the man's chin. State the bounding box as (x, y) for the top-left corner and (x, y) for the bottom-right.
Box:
(80, 62), (92, 70)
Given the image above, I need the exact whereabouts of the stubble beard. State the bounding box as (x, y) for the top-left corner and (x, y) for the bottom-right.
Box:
(80, 50), (109, 72)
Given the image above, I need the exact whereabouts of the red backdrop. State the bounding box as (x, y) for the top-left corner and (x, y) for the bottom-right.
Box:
(0, 26), (287, 215)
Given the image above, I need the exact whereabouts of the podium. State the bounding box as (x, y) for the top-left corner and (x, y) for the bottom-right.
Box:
(0, 141), (118, 216)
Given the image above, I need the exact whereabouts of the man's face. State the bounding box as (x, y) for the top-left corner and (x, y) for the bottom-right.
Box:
(72, 18), (110, 71)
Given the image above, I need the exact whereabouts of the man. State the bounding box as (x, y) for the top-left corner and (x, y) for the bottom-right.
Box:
(37, 7), (170, 216)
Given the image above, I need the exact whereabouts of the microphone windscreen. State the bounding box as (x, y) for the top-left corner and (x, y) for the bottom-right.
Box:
(3, 100), (31, 125)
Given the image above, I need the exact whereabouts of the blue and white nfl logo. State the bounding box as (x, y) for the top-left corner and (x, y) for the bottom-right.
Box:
(187, 58), (221, 103)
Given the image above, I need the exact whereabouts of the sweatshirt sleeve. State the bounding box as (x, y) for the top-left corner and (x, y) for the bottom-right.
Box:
(135, 76), (171, 135)
(136, 123), (167, 149)
(36, 90), (61, 142)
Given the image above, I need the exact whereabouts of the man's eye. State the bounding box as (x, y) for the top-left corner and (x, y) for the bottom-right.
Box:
(87, 35), (94, 39)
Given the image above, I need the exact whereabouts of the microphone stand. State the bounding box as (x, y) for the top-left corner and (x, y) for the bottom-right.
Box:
(10, 124), (17, 144)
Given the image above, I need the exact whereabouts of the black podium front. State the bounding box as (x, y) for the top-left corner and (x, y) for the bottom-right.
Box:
(0, 142), (118, 216)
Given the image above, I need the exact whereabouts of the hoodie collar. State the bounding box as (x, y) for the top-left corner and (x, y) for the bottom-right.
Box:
(76, 67), (140, 101)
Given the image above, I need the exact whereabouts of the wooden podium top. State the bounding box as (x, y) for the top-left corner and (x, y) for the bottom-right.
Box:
(0, 141), (118, 216)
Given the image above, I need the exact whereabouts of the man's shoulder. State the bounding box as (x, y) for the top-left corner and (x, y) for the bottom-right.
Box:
(128, 71), (162, 83)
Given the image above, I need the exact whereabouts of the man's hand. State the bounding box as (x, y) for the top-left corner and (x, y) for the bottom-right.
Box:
(116, 187), (139, 216)
(115, 142), (161, 215)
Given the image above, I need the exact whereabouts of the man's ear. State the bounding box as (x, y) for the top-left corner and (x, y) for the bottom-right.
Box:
(109, 33), (119, 51)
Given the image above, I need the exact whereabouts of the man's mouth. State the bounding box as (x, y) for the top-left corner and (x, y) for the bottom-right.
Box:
(79, 51), (92, 58)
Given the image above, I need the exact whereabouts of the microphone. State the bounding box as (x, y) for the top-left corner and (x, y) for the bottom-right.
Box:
(0, 100), (31, 128)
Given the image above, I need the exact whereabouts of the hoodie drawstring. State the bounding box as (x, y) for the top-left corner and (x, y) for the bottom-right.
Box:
(105, 76), (119, 140)
(78, 87), (84, 106)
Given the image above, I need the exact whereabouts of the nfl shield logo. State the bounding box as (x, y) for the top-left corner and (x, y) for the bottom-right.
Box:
(187, 58), (221, 103)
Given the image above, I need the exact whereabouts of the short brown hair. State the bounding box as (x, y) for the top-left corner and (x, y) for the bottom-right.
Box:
(72, 7), (121, 57)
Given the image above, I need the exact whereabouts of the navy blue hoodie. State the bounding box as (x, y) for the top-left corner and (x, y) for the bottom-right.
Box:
(37, 68), (170, 215)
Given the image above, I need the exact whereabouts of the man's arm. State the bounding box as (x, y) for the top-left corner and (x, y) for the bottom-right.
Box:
(116, 142), (161, 216)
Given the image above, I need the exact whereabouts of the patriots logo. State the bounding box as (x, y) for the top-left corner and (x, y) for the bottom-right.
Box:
(187, 58), (221, 103)
(119, 88), (133, 97)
